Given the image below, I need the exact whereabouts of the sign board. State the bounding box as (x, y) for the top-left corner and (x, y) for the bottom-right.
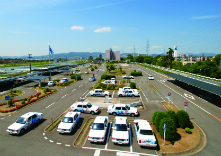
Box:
(163, 123), (166, 131)
(5, 95), (9, 101)
(184, 102), (188, 106)
(168, 92), (171, 96)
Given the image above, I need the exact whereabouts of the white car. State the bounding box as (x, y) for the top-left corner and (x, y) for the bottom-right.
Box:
(59, 78), (68, 83)
(112, 117), (130, 145)
(89, 76), (96, 81)
(88, 116), (109, 143)
(107, 104), (138, 117)
(148, 75), (154, 80)
(57, 112), (81, 134)
(70, 102), (99, 115)
(6, 112), (43, 135)
(122, 75), (134, 79)
(90, 89), (111, 97)
(134, 119), (157, 147)
(118, 89), (140, 97)
(48, 81), (56, 86)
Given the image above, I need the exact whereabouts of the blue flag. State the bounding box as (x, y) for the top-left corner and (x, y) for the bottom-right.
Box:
(49, 46), (54, 54)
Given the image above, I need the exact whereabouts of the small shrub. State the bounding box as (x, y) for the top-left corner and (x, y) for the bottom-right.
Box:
(21, 101), (25, 104)
(129, 82), (136, 89)
(13, 90), (16, 93)
(177, 110), (191, 129)
(152, 111), (161, 125)
(8, 98), (14, 107)
(185, 127), (192, 134)
(166, 110), (179, 127)
(91, 67), (94, 71)
(159, 118), (177, 141)
(23, 98), (27, 101)
(155, 112), (168, 132)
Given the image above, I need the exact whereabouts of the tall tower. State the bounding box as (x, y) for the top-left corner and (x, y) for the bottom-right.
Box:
(133, 45), (135, 57)
(174, 45), (177, 61)
(146, 39), (149, 55)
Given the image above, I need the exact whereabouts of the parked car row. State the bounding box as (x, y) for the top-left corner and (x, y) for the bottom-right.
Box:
(88, 116), (157, 147)
(70, 102), (139, 117)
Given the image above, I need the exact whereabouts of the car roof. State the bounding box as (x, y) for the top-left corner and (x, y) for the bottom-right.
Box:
(114, 104), (127, 107)
(136, 120), (152, 130)
(21, 112), (37, 118)
(64, 112), (78, 117)
(94, 116), (108, 123)
(114, 116), (127, 124)
(76, 102), (90, 105)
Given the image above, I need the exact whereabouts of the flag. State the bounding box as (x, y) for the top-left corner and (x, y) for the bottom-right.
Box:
(49, 46), (54, 54)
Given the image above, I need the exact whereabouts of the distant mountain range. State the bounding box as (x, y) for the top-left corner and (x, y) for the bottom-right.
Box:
(0, 52), (218, 60)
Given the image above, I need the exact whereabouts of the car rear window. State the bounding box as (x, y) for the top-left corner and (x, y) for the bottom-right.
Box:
(140, 130), (153, 135)
(114, 124), (127, 131)
(92, 123), (104, 130)
(62, 117), (73, 123)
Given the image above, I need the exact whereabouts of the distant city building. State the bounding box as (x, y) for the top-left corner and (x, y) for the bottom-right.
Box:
(88, 56), (93, 59)
(105, 48), (120, 61)
(98, 54), (102, 59)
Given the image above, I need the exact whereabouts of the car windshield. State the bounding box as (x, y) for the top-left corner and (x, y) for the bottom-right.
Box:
(92, 123), (104, 130)
(87, 103), (92, 108)
(16, 117), (27, 124)
(125, 105), (130, 110)
(114, 124), (128, 131)
(140, 130), (153, 135)
(62, 117), (73, 123)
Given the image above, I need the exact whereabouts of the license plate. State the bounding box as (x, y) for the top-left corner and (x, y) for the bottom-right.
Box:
(61, 130), (64, 133)
(93, 139), (97, 142)
(118, 141), (122, 144)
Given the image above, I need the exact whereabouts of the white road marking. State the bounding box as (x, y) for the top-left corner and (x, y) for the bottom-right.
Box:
(49, 140), (54, 143)
(129, 124), (132, 153)
(65, 144), (70, 147)
(116, 152), (139, 156)
(43, 133), (45, 135)
(61, 94), (68, 98)
(46, 102), (55, 108)
(44, 137), (48, 140)
(184, 93), (195, 100)
(94, 150), (100, 156)
(112, 91), (114, 98)
(72, 89), (76, 92)
(56, 142), (62, 145)
(105, 123), (112, 149)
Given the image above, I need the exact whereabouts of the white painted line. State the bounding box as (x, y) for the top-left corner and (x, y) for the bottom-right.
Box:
(105, 122), (112, 149)
(65, 144), (71, 147)
(56, 142), (62, 145)
(43, 133), (45, 136)
(129, 124), (132, 152)
(94, 150), (100, 156)
(116, 152), (139, 156)
(49, 140), (54, 143)
(44, 137), (48, 140)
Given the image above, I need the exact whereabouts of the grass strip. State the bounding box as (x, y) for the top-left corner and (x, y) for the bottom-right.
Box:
(47, 111), (68, 131)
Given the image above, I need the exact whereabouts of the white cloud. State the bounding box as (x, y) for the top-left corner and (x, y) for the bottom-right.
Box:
(94, 27), (111, 33)
(127, 46), (139, 49)
(112, 46), (120, 49)
(150, 46), (162, 49)
(71, 26), (84, 30)
(192, 15), (220, 19)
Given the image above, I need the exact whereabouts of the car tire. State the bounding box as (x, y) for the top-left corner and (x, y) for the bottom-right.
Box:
(132, 94), (134, 97)
(113, 112), (117, 116)
(20, 129), (25, 135)
(37, 119), (40, 123)
(119, 94), (122, 97)
(131, 113), (135, 117)
(74, 109), (78, 112)
(93, 94), (96, 97)
(91, 111), (95, 115)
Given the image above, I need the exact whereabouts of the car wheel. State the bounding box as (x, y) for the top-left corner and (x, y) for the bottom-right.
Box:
(91, 111), (95, 115)
(119, 94), (122, 97)
(74, 109), (78, 112)
(132, 94), (134, 97)
(37, 119), (40, 123)
(20, 129), (25, 135)
(131, 113), (135, 117)
(93, 94), (96, 97)
(113, 112), (117, 116)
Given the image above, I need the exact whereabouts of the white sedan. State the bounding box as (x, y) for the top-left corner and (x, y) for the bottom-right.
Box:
(57, 112), (81, 134)
(148, 75), (154, 80)
(88, 116), (109, 143)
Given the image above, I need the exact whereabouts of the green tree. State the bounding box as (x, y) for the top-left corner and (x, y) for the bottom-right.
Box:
(127, 54), (134, 61)
(118, 65), (122, 71)
(159, 118), (177, 141)
(213, 54), (221, 66)
(134, 56), (144, 63)
(155, 112), (168, 132)
(144, 56), (153, 64)
(106, 63), (115, 73)
(177, 110), (191, 129)
(166, 48), (175, 68)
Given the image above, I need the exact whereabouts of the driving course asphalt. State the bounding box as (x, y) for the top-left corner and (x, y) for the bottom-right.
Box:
(0, 64), (220, 156)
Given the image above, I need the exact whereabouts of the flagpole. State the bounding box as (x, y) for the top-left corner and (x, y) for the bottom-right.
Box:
(49, 45), (51, 81)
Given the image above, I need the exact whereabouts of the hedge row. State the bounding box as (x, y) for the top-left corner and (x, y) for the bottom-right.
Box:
(131, 71), (142, 76)
(101, 74), (116, 80)
(70, 74), (81, 80)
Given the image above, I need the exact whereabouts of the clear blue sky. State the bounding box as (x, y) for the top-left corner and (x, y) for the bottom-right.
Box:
(0, 0), (221, 56)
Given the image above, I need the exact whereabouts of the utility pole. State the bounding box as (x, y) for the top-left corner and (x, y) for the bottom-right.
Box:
(133, 45), (135, 57)
(28, 54), (32, 74)
(146, 39), (149, 55)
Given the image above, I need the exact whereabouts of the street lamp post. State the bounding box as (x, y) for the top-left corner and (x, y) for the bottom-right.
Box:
(28, 54), (32, 74)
